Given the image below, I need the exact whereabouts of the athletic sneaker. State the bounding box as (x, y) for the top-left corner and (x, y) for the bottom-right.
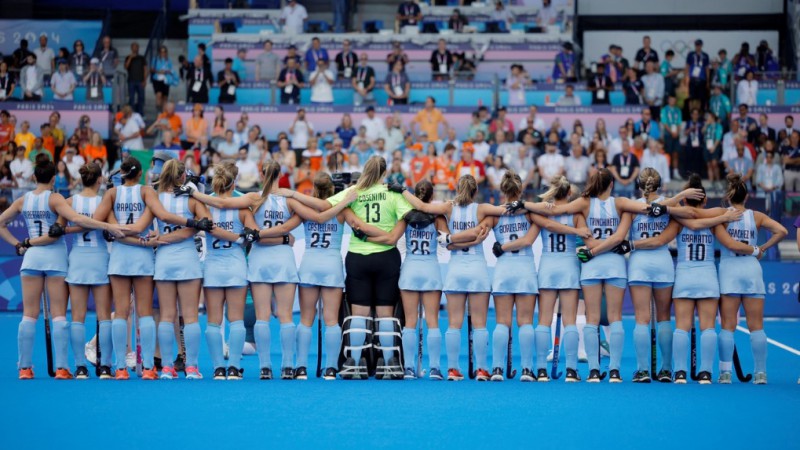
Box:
(753, 372), (767, 385)
(520, 368), (535, 382)
(125, 351), (136, 369)
(656, 369), (672, 383)
(115, 368), (130, 380)
(55, 368), (73, 380)
(673, 370), (687, 384)
(213, 367), (227, 380)
(357, 357), (368, 380)
(404, 368), (417, 380)
(186, 366), (203, 380)
(475, 368), (490, 381)
(98, 366), (113, 380)
(428, 368), (443, 381)
(160, 366), (178, 380)
(632, 370), (651, 383)
(226, 367), (243, 380)
(586, 369), (602, 383)
(697, 371), (712, 385)
(294, 367), (308, 380)
(386, 357), (404, 380)
(565, 368), (581, 383)
(323, 367), (338, 380)
(447, 368), (464, 381)
(142, 368), (158, 380)
(490, 367), (504, 381)
(84, 340), (97, 366)
(280, 367), (294, 380)
(536, 368), (550, 382)
(608, 369), (622, 383)
(718, 371), (732, 384)
(260, 368), (273, 380)
(18, 368), (34, 380)
(75, 366), (89, 380)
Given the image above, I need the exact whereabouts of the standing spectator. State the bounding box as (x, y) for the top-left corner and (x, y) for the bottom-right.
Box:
(82, 132), (108, 169)
(757, 150), (783, 215)
(736, 70), (758, 107)
(703, 112), (724, 189)
(20, 54), (44, 102)
(187, 55), (211, 104)
(335, 39), (357, 79)
(714, 49), (733, 87)
(384, 60), (410, 105)
(94, 36), (119, 81)
(353, 139), (375, 166)
(471, 130), (491, 164)
(289, 108), (313, 157)
(352, 53), (376, 106)
(781, 131), (800, 192)
(709, 84), (732, 130)
(735, 103), (758, 143)
(555, 84), (581, 106)
(50, 59), (76, 101)
(386, 41), (409, 72)
(641, 61), (664, 116)
(117, 106), (145, 151)
(623, 68), (644, 105)
(335, 114), (357, 149)
(235, 147), (260, 191)
(430, 39), (453, 82)
(360, 106), (387, 144)
(537, 142), (565, 189)
(217, 130), (239, 160)
(565, 142), (591, 188)
(588, 63), (613, 105)
(660, 95), (682, 178)
(552, 42), (576, 82)
(280, 0), (308, 35)
(449, 9), (469, 33)
(255, 41), (280, 82)
(12, 39), (33, 71)
(659, 49), (680, 97)
(517, 105), (546, 134)
(184, 104), (208, 149)
(304, 37), (329, 73)
(0, 111), (14, 152)
(506, 64), (530, 107)
(683, 108), (705, 177)
(607, 125), (632, 162)
(396, 0), (422, 32)
(721, 120), (747, 164)
(757, 114), (776, 142)
(490, 1), (514, 30)
(309, 59), (334, 104)
(33, 35), (55, 76)
(641, 139), (671, 184)
(232, 48), (248, 81)
(70, 40), (89, 78)
(81, 58), (105, 104)
(283, 45), (303, 68)
(411, 97), (449, 142)
(726, 138), (754, 183)
(685, 39), (710, 109)
(124, 43), (147, 115)
(492, 129), (518, 163)
(10, 144), (33, 189)
(781, 116), (794, 140)
(277, 58), (304, 105)
(732, 42), (755, 80)
(0, 62), (14, 101)
(610, 141), (639, 198)
(634, 35), (659, 75)
(606, 45), (630, 81)
(468, 111), (489, 141)
(217, 58), (241, 104)
(385, 113), (406, 152)
(634, 108), (660, 141)
(151, 46), (175, 111)
(755, 40), (778, 75)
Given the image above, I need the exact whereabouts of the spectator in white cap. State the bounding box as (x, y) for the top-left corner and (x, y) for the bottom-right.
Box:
(84, 57), (106, 102)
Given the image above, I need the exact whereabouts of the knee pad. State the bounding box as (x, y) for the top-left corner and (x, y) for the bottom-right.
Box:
(339, 315), (373, 377)
(374, 316), (404, 379)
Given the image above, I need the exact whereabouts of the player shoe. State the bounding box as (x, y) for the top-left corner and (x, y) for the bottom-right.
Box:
(98, 366), (113, 379)
(565, 368), (581, 383)
(632, 370), (651, 383)
(160, 366), (178, 380)
(294, 367), (308, 380)
(475, 368), (490, 381)
(385, 356), (404, 380)
(490, 367), (504, 381)
(753, 372), (767, 385)
(323, 367), (337, 380)
(447, 368), (464, 381)
(280, 367), (294, 380)
(697, 371), (712, 385)
(587, 369), (602, 383)
(404, 368), (417, 380)
(213, 367), (227, 380)
(673, 371), (687, 384)
(717, 371), (732, 384)
(115, 368), (130, 380)
(226, 367), (243, 380)
(142, 368), (158, 380)
(185, 366), (203, 380)
(18, 368), (34, 380)
(428, 368), (444, 381)
(656, 369), (672, 383)
(520, 368), (536, 382)
(609, 369), (622, 383)
(259, 368), (273, 380)
(75, 366), (90, 380)
(537, 368), (550, 382)
(55, 368), (74, 380)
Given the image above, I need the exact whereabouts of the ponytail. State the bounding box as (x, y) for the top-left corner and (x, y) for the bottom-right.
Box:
(540, 175), (571, 202)
(157, 159), (185, 192)
(453, 175), (478, 206)
(499, 169), (522, 200)
(211, 165), (235, 195)
(581, 168), (613, 198)
(253, 160), (281, 211)
(355, 156), (386, 191)
(724, 172), (748, 205)
(637, 167), (662, 198)
(683, 173), (705, 207)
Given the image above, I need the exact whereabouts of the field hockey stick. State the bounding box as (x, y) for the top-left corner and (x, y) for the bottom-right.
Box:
(95, 314), (102, 377)
(416, 299), (423, 378)
(316, 298), (323, 378)
(732, 345), (752, 382)
(467, 299), (474, 379)
(42, 287), (55, 377)
(506, 325), (516, 379)
(133, 307), (142, 376)
(178, 301), (187, 373)
(690, 326), (699, 381)
(597, 325), (607, 381)
(650, 297), (657, 376)
(550, 312), (563, 380)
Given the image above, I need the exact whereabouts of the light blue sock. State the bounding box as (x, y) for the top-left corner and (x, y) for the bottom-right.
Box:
(52, 318), (69, 370)
(534, 324), (550, 370)
(563, 325), (579, 370)
(184, 322), (200, 367)
(402, 328), (416, 370)
(228, 320), (245, 369)
(672, 329), (689, 373)
(279, 322), (296, 369)
(99, 320), (112, 367)
(445, 328), (461, 370)
(633, 323), (649, 372)
(491, 324), (509, 370)
(519, 324), (534, 370)
(254, 320), (272, 369)
(750, 329), (767, 374)
(427, 328), (442, 370)
(609, 321), (624, 371)
(584, 324), (599, 371)
(378, 320), (396, 362)
(111, 318), (128, 370)
(718, 329), (735, 372)
(205, 323), (224, 369)
(473, 328), (488, 370)
(70, 322), (86, 367)
(295, 324), (312, 367)
(657, 321), (673, 371)
(17, 318), (36, 369)
(700, 328), (717, 374)
(348, 318), (366, 364)
(139, 316), (155, 369)
(324, 324), (341, 369)
(158, 321), (175, 366)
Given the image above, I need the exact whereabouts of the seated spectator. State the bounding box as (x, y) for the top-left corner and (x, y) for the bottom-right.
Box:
(607, 125), (632, 162)
(565, 142), (591, 188)
(455, 147), (486, 186)
(430, 39), (453, 82)
(280, 0), (308, 35)
(61, 144), (85, 181)
(187, 55), (212, 104)
(780, 130), (800, 192)
(736, 70), (758, 107)
(517, 106), (546, 134)
(485, 156), (507, 204)
(634, 108), (660, 141)
(386, 41), (409, 72)
(345, 152), (363, 174)
(588, 63), (612, 105)
(309, 59), (335, 104)
(256, 41), (280, 82)
(184, 104), (208, 149)
(0, 111), (14, 152)
(275, 138), (297, 180)
(537, 142), (565, 189)
(0, 62), (14, 101)
(289, 109), (313, 153)
(217, 130), (240, 160)
(335, 113), (357, 149)
(506, 139), (537, 192)
(506, 64), (530, 107)
(492, 130), (518, 163)
(20, 54), (44, 101)
(277, 57), (305, 105)
(449, 9), (469, 33)
(623, 68), (644, 105)
(725, 138), (754, 183)
(305, 37), (329, 73)
(39, 124), (55, 158)
(491, 1), (514, 29)
(468, 112), (489, 141)
(302, 137), (324, 172)
(27, 137), (51, 162)
(14, 121), (35, 154)
(609, 141), (639, 198)
(235, 147), (260, 191)
(396, 0), (422, 32)
(10, 144), (33, 189)
(589, 147), (609, 177)
(471, 130), (491, 163)
(352, 53), (376, 106)
(358, 106), (384, 144)
(349, 125), (369, 151)
(552, 42), (576, 83)
(555, 84), (581, 106)
(353, 139), (375, 166)
(153, 130), (183, 160)
(148, 101), (182, 146)
(232, 119), (248, 148)
(326, 148), (345, 173)
(210, 106), (227, 145)
(385, 113), (406, 152)
(283, 45), (303, 69)
(335, 39), (357, 80)
(82, 132), (107, 169)
(489, 107), (514, 137)
(217, 58), (241, 104)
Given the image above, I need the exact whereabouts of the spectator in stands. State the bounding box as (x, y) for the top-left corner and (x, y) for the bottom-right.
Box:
(72, 114), (93, 151)
(641, 61), (664, 115)
(39, 123), (55, 158)
(727, 137), (754, 183)
(349, 125), (368, 151)
(757, 114), (776, 143)
(713, 49), (733, 87)
(685, 39), (710, 109)
(385, 113), (406, 152)
(94, 36), (119, 81)
(361, 106), (387, 144)
(302, 136), (324, 172)
(353, 139), (375, 166)
(491, 1), (514, 30)
(289, 108), (313, 156)
(217, 130), (239, 160)
(642, 139), (670, 184)
(217, 58), (241, 105)
(412, 97), (449, 142)
(386, 41), (409, 72)
(61, 143), (85, 181)
(20, 54), (44, 102)
(722, 120), (746, 164)
(515, 106), (544, 135)
(657, 49), (678, 97)
(235, 147), (260, 191)
(606, 45), (629, 82)
(782, 115), (795, 137)
(552, 42), (576, 83)
(449, 9), (469, 33)
(683, 107), (705, 177)
(27, 137), (50, 162)
(148, 101), (182, 146)
(124, 43), (147, 115)
(634, 35), (659, 75)
(255, 41), (280, 82)
(537, 142), (565, 189)
(232, 120), (247, 148)
(397, 0), (422, 32)
(305, 37), (329, 73)
(470, 130), (491, 164)
(782, 131), (800, 192)
(34, 35), (55, 76)
(735, 103), (758, 143)
(229, 48), (247, 81)
(70, 40), (89, 78)
(555, 84), (581, 106)
(506, 64), (530, 107)
(51, 59), (76, 102)
(492, 129), (517, 163)
(430, 39), (454, 82)
(609, 140), (639, 198)
(708, 84), (732, 130)
(634, 108), (660, 141)
(309, 59), (334, 104)
(0, 61), (13, 103)
(277, 57), (304, 105)
(12, 39), (33, 70)
(209, 106), (227, 146)
(184, 104), (208, 150)
(79, 58), (104, 103)
(607, 125), (631, 162)
(384, 60), (410, 105)
(335, 113), (357, 149)
(704, 111), (724, 188)
(484, 155), (507, 204)
(456, 146), (486, 188)
(10, 144), (33, 189)
(732, 42), (755, 81)
(565, 141), (591, 188)
(623, 68), (644, 105)
(187, 55), (212, 104)
(756, 40), (778, 76)
(589, 147), (609, 176)
(280, 0), (308, 35)
(736, 70), (758, 107)
(0, 111), (13, 153)
(464, 112), (486, 142)
(117, 106), (145, 151)
(150, 46), (175, 112)
(335, 39), (357, 80)
(82, 132), (107, 169)
(659, 95), (681, 178)
(536, 0), (556, 28)
(352, 53), (376, 106)
(588, 63), (612, 105)
(757, 148), (782, 196)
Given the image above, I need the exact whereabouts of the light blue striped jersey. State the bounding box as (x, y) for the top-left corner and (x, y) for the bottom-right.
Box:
(405, 221), (437, 257)
(208, 205), (244, 255)
(720, 209), (757, 259)
(70, 194), (103, 248)
(630, 196), (669, 243)
(541, 214), (576, 255)
(304, 217), (343, 251)
(677, 226), (715, 263)
(493, 214), (533, 257)
(587, 197), (620, 241)
(449, 203), (483, 256)
(114, 184), (150, 237)
(254, 195), (291, 231)
(22, 190), (57, 239)
(156, 192), (193, 235)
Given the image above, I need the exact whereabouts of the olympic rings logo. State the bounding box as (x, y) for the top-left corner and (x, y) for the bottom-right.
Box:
(659, 40), (692, 57)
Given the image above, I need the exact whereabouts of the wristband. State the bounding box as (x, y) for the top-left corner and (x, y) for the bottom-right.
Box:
(282, 235), (290, 245)
(22, 238), (31, 248)
(751, 245), (760, 256)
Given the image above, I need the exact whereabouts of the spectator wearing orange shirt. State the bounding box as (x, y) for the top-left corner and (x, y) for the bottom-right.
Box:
(147, 101), (183, 146)
(455, 147), (485, 184)
(0, 110), (15, 152)
(410, 96), (449, 142)
(294, 157), (314, 195)
(40, 123), (55, 158)
(184, 103), (208, 149)
(434, 142), (458, 199)
(408, 144), (434, 187)
(301, 136), (324, 172)
(82, 131), (108, 169)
